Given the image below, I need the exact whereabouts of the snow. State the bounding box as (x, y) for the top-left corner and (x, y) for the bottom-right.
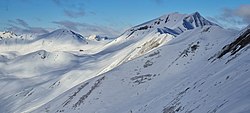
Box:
(0, 12), (250, 113)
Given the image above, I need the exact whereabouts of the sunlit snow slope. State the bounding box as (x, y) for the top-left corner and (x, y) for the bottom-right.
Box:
(0, 12), (249, 113)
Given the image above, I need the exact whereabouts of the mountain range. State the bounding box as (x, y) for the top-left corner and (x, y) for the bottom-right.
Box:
(0, 12), (249, 113)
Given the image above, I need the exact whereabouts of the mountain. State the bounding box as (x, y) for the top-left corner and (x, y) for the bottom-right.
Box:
(37, 29), (86, 43)
(0, 31), (45, 45)
(0, 29), (108, 54)
(0, 31), (18, 39)
(122, 12), (216, 38)
(0, 12), (249, 113)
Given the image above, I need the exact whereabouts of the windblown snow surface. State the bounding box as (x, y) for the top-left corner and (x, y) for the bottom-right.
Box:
(0, 12), (250, 113)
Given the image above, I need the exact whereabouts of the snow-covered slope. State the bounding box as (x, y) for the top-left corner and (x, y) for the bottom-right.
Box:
(34, 24), (250, 113)
(94, 12), (217, 73)
(0, 29), (108, 54)
(0, 12), (249, 113)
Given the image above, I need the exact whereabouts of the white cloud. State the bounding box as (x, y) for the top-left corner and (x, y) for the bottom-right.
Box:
(213, 4), (250, 29)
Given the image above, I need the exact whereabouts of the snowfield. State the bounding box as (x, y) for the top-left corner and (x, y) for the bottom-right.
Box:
(0, 12), (250, 113)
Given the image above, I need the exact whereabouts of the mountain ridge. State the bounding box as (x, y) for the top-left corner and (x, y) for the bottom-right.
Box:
(0, 12), (249, 113)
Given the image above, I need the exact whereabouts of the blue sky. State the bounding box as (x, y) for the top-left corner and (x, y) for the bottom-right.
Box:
(0, 0), (249, 36)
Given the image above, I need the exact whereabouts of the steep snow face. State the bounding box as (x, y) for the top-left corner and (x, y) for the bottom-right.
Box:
(209, 25), (250, 63)
(33, 25), (249, 113)
(182, 12), (215, 28)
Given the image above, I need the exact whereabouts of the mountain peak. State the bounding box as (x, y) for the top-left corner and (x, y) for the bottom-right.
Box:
(123, 12), (216, 38)
(192, 11), (201, 16)
(163, 11), (216, 28)
(0, 31), (18, 39)
(38, 29), (86, 43)
(185, 12), (216, 28)
(50, 29), (74, 35)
